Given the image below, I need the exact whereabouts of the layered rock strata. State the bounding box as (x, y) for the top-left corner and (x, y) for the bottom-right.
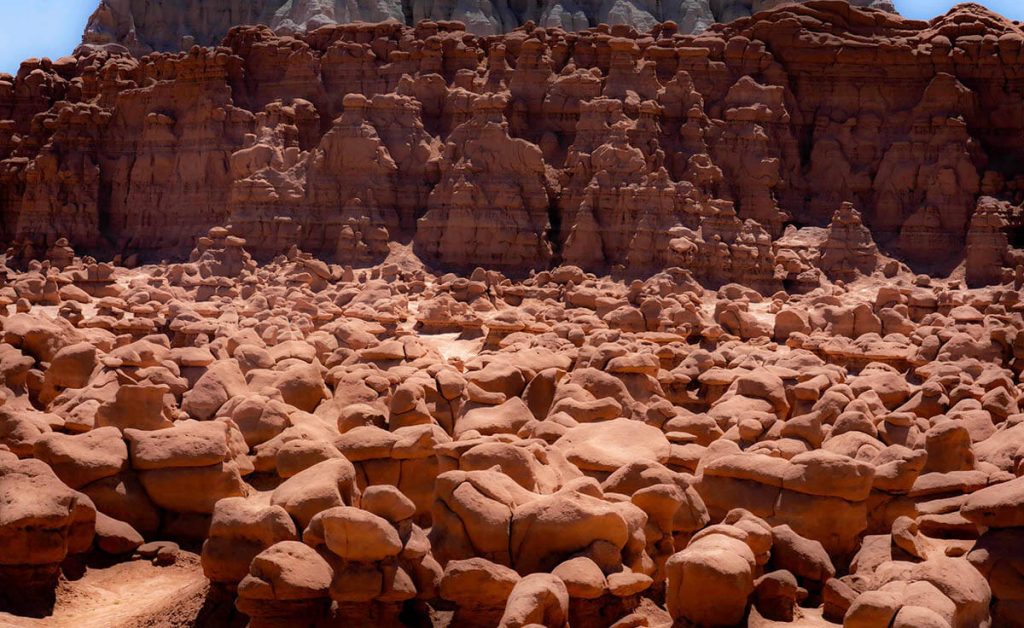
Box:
(0, 2), (1021, 281)
(82, 0), (898, 50)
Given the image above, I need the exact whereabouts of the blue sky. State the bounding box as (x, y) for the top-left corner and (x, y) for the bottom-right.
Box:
(897, 0), (1023, 21)
(0, 1), (1023, 75)
(0, 0), (97, 75)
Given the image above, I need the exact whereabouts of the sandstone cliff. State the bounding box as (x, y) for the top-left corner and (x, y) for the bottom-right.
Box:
(0, 1), (1021, 283)
(82, 0), (897, 50)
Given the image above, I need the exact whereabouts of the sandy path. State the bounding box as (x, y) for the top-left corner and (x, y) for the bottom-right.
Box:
(420, 331), (483, 362)
(0, 555), (209, 628)
(749, 606), (841, 627)
(404, 296), (485, 363)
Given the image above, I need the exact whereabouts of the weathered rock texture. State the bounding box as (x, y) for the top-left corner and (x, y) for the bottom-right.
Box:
(6, 3), (1024, 626)
(1, 216), (1022, 626)
(2, 1), (1019, 282)
(82, 0), (897, 49)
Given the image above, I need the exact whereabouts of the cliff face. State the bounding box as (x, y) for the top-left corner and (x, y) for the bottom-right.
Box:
(1, 1), (1022, 282)
(82, 0), (897, 50)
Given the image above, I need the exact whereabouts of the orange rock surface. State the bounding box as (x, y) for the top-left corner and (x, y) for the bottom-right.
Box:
(1, 2), (1024, 627)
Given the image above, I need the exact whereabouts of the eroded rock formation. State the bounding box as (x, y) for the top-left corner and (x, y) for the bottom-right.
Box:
(0, 2), (1020, 281)
(4, 3), (1024, 626)
(82, 0), (898, 50)
(0, 214), (1022, 625)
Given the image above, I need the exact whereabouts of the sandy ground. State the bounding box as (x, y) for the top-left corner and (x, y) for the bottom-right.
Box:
(420, 331), (483, 362)
(0, 553), (212, 628)
(403, 291), (484, 363)
(750, 606), (842, 627)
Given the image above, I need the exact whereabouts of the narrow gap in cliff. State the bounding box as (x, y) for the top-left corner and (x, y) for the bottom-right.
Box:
(400, 0), (414, 26)
(547, 197), (562, 266)
(784, 208), (808, 231)
(797, 123), (815, 168)
(97, 179), (113, 256)
(708, 0), (724, 23)
(1008, 225), (1024, 249)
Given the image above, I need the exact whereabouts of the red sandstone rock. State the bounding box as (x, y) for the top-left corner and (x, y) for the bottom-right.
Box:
(2, 3), (1024, 627)
(1, 2), (1019, 283)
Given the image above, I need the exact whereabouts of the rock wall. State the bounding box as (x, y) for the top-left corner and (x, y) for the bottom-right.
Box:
(82, 0), (898, 49)
(1, 2), (1023, 280)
